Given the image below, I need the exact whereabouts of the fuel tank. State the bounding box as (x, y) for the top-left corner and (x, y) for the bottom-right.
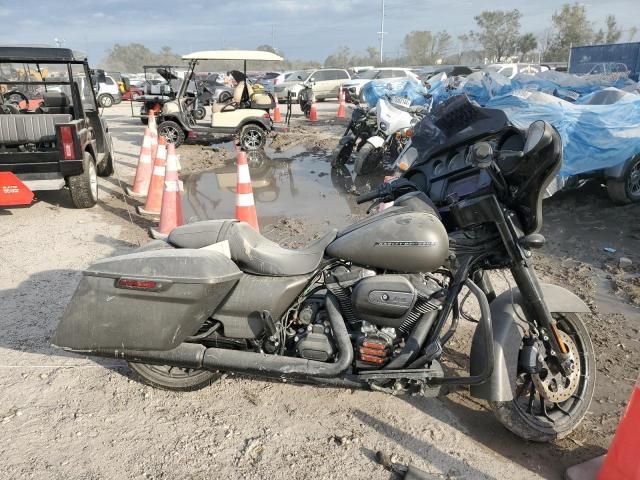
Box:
(326, 198), (449, 273)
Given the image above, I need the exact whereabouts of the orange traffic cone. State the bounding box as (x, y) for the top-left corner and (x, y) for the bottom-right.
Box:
(148, 110), (158, 160)
(235, 150), (259, 231)
(309, 96), (318, 122)
(598, 376), (640, 479)
(126, 127), (154, 197)
(137, 136), (167, 216)
(152, 143), (183, 236)
(336, 84), (346, 118)
(273, 95), (282, 123)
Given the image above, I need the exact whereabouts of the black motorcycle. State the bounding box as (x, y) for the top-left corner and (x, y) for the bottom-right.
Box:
(54, 98), (594, 442)
(331, 102), (377, 167)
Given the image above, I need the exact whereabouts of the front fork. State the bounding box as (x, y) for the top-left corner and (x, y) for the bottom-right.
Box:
(490, 203), (571, 369)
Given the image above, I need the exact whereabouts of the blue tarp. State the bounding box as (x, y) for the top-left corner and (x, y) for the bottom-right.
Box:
(361, 78), (429, 107)
(484, 90), (640, 180)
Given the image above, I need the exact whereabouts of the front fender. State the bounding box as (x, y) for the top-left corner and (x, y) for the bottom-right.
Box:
(469, 283), (589, 402)
(366, 135), (385, 149)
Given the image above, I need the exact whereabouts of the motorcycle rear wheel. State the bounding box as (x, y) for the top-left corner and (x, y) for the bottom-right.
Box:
(128, 362), (220, 391)
(489, 313), (595, 442)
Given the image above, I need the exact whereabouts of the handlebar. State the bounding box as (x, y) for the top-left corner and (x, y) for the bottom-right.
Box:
(356, 190), (381, 204)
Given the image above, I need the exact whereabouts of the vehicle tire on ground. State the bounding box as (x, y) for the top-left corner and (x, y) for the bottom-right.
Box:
(331, 142), (354, 167)
(607, 155), (640, 204)
(128, 362), (220, 392)
(316, 98), (326, 102)
(355, 142), (383, 175)
(68, 151), (98, 208)
(97, 152), (115, 177)
(489, 313), (595, 442)
(194, 106), (206, 120)
(219, 91), (232, 103)
(240, 124), (267, 150)
(158, 120), (186, 147)
(98, 94), (114, 108)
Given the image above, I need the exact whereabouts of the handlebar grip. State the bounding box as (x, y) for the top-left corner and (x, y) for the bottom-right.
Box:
(356, 190), (380, 204)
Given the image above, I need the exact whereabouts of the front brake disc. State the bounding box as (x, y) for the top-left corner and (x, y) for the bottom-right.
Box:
(531, 330), (581, 403)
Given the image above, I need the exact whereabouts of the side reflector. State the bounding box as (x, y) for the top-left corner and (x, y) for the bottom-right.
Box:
(116, 278), (160, 291)
(0, 172), (34, 206)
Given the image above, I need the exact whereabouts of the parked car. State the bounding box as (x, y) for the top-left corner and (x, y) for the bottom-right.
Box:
(202, 75), (234, 103)
(274, 68), (351, 103)
(342, 67), (418, 102)
(256, 71), (293, 93)
(424, 65), (476, 80)
(121, 84), (144, 101)
(96, 75), (122, 107)
(571, 62), (630, 77)
(0, 46), (114, 208)
(485, 63), (549, 79)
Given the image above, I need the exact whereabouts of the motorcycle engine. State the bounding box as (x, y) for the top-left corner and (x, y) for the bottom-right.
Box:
(293, 300), (335, 362)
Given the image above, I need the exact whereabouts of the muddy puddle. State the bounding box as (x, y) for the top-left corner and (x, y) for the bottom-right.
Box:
(180, 145), (384, 230)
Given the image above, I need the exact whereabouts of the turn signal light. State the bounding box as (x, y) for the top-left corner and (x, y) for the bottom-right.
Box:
(116, 278), (160, 291)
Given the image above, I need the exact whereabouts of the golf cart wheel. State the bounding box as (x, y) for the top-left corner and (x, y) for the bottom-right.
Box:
(158, 120), (186, 147)
(240, 124), (267, 150)
(219, 91), (232, 103)
(193, 106), (206, 121)
(128, 362), (220, 392)
(490, 313), (595, 442)
(68, 151), (98, 208)
(355, 143), (382, 175)
(98, 94), (114, 108)
(607, 155), (640, 204)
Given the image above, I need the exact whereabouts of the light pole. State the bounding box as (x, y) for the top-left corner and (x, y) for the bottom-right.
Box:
(377, 0), (386, 64)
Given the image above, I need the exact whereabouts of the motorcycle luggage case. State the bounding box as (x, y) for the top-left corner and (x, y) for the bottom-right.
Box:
(52, 249), (242, 351)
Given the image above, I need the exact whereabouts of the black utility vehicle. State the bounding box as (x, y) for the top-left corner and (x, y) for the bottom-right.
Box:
(0, 46), (114, 208)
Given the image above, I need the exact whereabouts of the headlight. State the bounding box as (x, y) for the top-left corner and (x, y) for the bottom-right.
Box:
(380, 122), (388, 132)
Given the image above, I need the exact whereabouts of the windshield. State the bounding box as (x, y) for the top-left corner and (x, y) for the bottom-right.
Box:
(355, 70), (380, 80)
(288, 70), (310, 82)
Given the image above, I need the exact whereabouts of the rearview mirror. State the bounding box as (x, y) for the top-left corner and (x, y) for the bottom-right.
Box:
(524, 120), (553, 155)
(297, 75), (303, 80)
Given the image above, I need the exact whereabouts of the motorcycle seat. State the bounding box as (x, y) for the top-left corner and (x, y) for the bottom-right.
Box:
(167, 220), (337, 277)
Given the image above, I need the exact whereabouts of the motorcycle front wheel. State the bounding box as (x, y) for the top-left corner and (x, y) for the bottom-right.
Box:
(128, 362), (220, 391)
(355, 143), (383, 175)
(331, 141), (354, 167)
(490, 313), (595, 442)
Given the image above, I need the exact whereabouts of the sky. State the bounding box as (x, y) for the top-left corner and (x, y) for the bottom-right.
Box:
(1, 0), (639, 64)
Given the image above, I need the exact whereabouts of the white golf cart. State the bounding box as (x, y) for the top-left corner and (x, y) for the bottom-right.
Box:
(157, 50), (283, 150)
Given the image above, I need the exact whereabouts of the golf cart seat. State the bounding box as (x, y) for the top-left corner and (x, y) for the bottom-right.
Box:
(211, 82), (274, 113)
(167, 220), (337, 276)
(38, 92), (70, 114)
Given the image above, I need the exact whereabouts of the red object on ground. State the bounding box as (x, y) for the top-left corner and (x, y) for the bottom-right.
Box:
(138, 136), (167, 215)
(336, 84), (346, 118)
(273, 95), (282, 123)
(598, 376), (640, 480)
(0, 172), (34, 206)
(126, 128), (155, 197)
(309, 97), (318, 122)
(156, 143), (183, 234)
(235, 150), (259, 231)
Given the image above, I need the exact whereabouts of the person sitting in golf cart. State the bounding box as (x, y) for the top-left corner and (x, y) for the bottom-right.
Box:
(212, 70), (274, 113)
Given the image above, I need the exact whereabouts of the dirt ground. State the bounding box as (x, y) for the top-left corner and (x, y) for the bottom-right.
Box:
(0, 102), (638, 480)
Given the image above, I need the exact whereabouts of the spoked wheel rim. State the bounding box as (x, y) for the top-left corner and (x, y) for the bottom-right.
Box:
(101, 95), (113, 107)
(243, 128), (264, 150)
(626, 158), (640, 197)
(512, 314), (591, 430)
(88, 160), (98, 201)
(139, 364), (205, 379)
(160, 125), (180, 144)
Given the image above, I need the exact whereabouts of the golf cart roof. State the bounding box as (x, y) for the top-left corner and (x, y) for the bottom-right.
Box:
(182, 50), (283, 61)
(0, 45), (82, 63)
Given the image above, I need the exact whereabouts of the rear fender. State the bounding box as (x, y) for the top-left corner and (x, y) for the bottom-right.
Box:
(366, 135), (385, 149)
(469, 283), (590, 402)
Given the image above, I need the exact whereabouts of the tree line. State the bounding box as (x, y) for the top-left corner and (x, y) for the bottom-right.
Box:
(100, 2), (638, 73)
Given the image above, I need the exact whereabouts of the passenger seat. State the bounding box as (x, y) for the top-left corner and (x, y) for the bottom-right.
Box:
(39, 92), (70, 114)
